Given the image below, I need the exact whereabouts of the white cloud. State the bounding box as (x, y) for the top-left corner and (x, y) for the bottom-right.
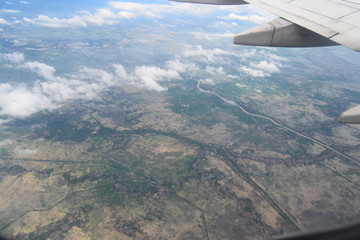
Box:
(23, 61), (60, 80)
(239, 49), (257, 59)
(133, 66), (181, 92)
(0, 18), (9, 25)
(183, 45), (235, 63)
(0, 9), (20, 13)
(260, 50), (288, 61)
(1, 46), (289, 119)
(22, 17), (34, 23)
(109, 1), (270, 19)
(113, 64), (133, 82)
(250, 60), (280, 73)
(0, 84), (56, 117)
(239, 66), (268, 78)
(240, 60), (283, 77)
(109, 1), (216, 18)
(165, 59), (199, 73)
(219, 13), (271, 24)
(81, 8), (119, 25)
(29, 15), (88, 28)
(25, 8), (124, 28)
(0, 54), (126, 118)
(254, 89), (262, 93)
(236, 83), (248, 88)
(0, 139), (13, 147)
(118, 11), (135, 19)
(207, 21), (238, 29)
(190, 32), (235, 41)
(1, 52), (25, 63)
(114, 64), (182, 92)
(201, 78), (215, 85)
(13, 146), (38, 157)
(20, 1), (29, 4)
(76, 67), (115, 85)
(206, 66), (226, 75)
(237, 49), (288, 77)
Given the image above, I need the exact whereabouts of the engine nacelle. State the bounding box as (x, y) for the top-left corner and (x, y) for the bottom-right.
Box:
(339, 105), (360, 124)
(234, 17), (338, 47)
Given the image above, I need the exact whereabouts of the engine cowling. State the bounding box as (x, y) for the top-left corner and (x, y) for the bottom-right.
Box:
(234, 17), (338, 47)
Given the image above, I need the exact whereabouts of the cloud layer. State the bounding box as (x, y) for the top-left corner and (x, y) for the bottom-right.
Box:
(15, 1), (274, 28)
(0, 52), (184, 118)
(0, 36), (288, 118)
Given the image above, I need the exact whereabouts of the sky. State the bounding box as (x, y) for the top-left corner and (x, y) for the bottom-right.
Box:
(0, 0), (359, 120)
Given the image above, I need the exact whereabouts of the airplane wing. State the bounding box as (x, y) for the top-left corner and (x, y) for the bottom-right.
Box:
(172, 0), (360, 51)
(237, 0), (360, 52)
(175, 0), (360, 51)
(173, 0), (360, 123)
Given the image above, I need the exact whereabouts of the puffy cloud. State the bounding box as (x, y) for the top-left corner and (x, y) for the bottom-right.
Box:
(128, 65), (180, 92)
(0, 84), (56, 117)
(109, 1), (216, 18)
(206, 66), (226, 76)
(1, 52), (25, 63)
(239, 49), (257, 59)
(183, 45), (236, 63)
(0, 54), (131, 118)
(239, 66), (268, 78)
(0, 18), (9, 25)
(113, 64), (134, 82)
(190, 32), (234, 41)
(250, 60), (280, 73)
(75, 67), (115, 85)
(114, 64), (182, 92)
(109, 1), (271, 19)
(240, 60), (283, 77)
(23, 61), (59, 80)
(238, 49), (288, 77)
(0, 139), (13, 147)
(236, 83), (248, 88)
(260, 50), (288, 61)
(0, 66), (116, 118)
(13, 146), (38, 157)
(80, 8), (118, 25)
(28, 15), (88, 28)
(22, 17), (34, 23)
(24, 8), (124, 28)
(201, 78), (215, 85)
(118, 11), (135, 19)
(165, 59), (199, 73)
(207, 21), (238, 28)
(219, 13), (271, 24)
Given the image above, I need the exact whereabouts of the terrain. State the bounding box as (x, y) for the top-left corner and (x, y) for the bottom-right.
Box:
(0, 0), (360, 239)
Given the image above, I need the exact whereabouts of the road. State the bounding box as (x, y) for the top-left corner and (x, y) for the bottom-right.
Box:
(197, 80), (359, 167)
